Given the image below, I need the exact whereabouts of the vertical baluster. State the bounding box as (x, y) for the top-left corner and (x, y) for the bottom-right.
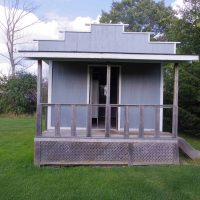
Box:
(139, 105), (144, 138)
(55, 104), (61, 137)
(155, 105), (160, 138)
(87, 104), (92, 137)
(124, 106), (129, 138)
(71, 105), (77, 137)
(105, 105), (111, 137)
(36, 104), (42, 137)
(44, 105), (48, 131)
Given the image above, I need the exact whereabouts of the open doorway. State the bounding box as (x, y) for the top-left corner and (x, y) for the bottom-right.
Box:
(89, 66), (119, 129)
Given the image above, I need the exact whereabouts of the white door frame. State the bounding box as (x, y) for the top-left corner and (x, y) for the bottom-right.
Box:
(87, 64), (121, 130)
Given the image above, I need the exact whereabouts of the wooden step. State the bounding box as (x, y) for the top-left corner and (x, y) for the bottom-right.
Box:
(178, 137), (200, 159)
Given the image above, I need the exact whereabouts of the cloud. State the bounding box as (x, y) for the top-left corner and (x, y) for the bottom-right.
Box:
(171, 0), (187, 18)
(44, 11), (100, 32)
(171, 0), (184, 11)
(0, 5), (100, 75)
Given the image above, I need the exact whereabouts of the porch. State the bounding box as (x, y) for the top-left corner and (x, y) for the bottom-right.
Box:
(35, 103), (179, 166)
(34, 60), (180, 166)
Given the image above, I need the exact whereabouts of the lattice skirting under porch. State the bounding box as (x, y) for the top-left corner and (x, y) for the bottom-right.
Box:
(34, 138), (179, 166)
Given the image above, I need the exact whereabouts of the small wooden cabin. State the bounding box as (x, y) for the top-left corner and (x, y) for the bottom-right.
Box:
(22, 24), (198, 166)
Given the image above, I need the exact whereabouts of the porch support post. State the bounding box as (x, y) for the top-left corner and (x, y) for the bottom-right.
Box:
(87, 67), (92, 137)
(172, 63), (179, 138)
(36, 60), (42, 137)
(105, 65), (111, 137)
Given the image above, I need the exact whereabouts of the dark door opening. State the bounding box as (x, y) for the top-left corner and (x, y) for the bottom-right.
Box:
(90, 66), (119, 129)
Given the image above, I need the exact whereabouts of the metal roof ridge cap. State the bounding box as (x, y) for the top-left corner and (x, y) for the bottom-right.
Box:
(149, 41), (181, 44)
(60, 30), (91, 33)
(33, 39), (64, 42)
(88, 23), (129, 26)
(122, 32), (154, 34)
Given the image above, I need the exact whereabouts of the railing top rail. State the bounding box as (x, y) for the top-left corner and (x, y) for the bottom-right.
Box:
(40, 103), (173, 108)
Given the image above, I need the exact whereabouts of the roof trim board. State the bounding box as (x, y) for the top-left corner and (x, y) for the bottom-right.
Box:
(20, 51), (199, 63)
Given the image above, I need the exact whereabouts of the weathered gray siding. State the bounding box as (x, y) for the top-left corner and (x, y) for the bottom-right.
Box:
(120, 63), (161, 129)
(38, 24), (176, 54)
(50, 62), (162, 130)
(51, 61), (88, 127)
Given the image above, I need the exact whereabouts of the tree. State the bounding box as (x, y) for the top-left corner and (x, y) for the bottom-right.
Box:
(164, 63), (200, 136)
(0, 0), (38, 77)
(0, 71), (37, 114)
(100, 0), (175, 39)
(168, 0), (200, 54)
(164, 0), (200, 136)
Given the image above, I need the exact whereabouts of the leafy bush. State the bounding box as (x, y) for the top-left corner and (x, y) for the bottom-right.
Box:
(0, 72), (37, 115)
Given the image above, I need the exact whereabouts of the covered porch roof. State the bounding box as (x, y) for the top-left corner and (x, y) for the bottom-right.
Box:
(20, 51), (199, 63)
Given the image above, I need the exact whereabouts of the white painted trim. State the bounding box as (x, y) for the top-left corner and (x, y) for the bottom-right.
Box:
(174, 43), (177, 54)
(87, 64), (107, 106)
(47, 61), (53, 129)
(118, 66), (122, 130)
(22, 52), (199, 62)
(160, 64), (164, 131)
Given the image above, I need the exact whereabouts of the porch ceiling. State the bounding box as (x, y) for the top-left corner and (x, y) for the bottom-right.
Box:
(20, 51), (199, 63)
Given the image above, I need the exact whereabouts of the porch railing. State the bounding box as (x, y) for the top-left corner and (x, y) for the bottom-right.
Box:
(36, 104), (177, 139)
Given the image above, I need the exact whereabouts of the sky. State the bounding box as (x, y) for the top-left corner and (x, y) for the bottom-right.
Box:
(0, 0), (174, 20)
(34, 0), (118, 20)
(33, 0), (174, 20)
(0, 0), (182, 75)
(0, 0), (175, 20)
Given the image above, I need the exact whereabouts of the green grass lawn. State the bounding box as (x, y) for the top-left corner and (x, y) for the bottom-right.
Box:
(1, 116), (200, 200)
